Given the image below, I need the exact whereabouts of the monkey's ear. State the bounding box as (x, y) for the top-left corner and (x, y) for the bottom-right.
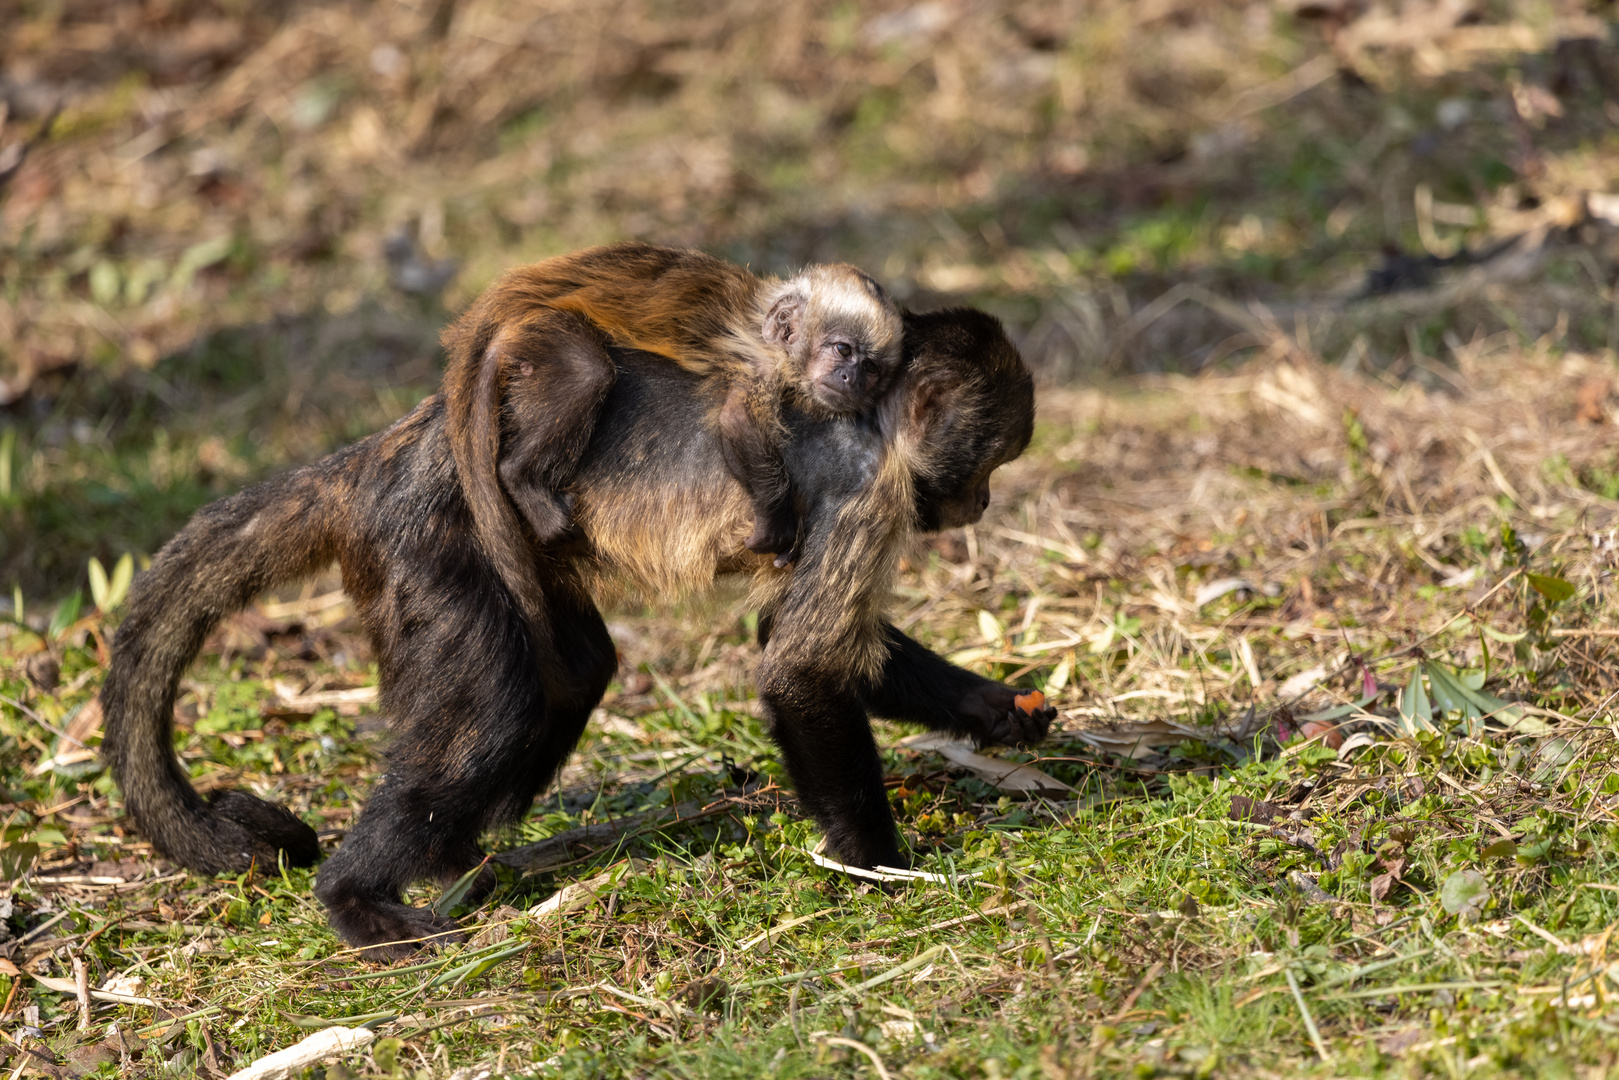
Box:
(878, 373), (942, 443)
(762, 290), (807, 346)
(908, 380), (945, 438)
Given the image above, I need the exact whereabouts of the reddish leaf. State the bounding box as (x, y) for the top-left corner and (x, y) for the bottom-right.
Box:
(1369, 872), (1396, 903)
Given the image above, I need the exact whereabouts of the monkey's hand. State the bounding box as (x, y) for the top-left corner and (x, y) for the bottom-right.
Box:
(866, 625), (1058, 749)
(963, 682), (1055, 748)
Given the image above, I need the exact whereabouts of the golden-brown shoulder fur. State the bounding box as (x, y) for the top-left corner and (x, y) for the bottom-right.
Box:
(489, 242), (777, 374)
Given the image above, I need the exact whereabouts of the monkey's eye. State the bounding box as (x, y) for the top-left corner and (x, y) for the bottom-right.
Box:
(834, 342), (853, 359)
(861, 360), (879, 377)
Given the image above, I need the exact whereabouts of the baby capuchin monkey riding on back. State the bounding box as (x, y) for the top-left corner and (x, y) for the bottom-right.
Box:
(724, 262), (901, 563)
(443, 243), (901, 581)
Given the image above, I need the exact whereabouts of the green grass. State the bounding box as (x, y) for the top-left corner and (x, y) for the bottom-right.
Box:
(9, 349), (1619, 1076)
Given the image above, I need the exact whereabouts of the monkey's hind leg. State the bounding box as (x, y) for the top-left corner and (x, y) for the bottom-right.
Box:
(313, 562), (617, 960)
(493, 310), (617, 545)
(717, 384), (800, 563)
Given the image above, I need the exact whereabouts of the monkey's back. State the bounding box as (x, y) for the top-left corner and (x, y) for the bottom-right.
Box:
(566, 347), (765, 600)
(482, 243), (770, 376)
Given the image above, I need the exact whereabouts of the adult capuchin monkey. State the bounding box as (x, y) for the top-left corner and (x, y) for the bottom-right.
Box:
(102, 293), (1051, 958)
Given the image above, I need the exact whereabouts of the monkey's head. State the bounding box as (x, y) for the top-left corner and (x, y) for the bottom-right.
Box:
(764, 264), (903, 415)
(884, 308), (1035, 533)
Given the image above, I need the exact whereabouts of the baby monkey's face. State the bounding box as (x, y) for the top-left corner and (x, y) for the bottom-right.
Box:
(803, 329), (896, 412)
(772, 263), (902, 415)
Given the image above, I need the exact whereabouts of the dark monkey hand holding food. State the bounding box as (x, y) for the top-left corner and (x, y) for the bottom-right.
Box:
(101, 246), (1052, 957)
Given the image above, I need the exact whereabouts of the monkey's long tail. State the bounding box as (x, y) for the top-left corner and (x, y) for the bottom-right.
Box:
(100, 461), (344, 875)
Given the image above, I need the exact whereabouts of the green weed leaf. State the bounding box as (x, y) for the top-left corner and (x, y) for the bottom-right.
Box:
(89, 260), (121, 307)
(107, 553), (134, 610)
(1397, 667), (1433, 735)
(48, 590), (83, 639)
(1440, 868), (1490, 921)
(1525, 573), (1575, 604)
(1425, 663), (1483, 736)
(431, 859), (489, 917)
(1425, 661), (1529, 735)
(977, 609), (1005, 645)
(0, 841), (39, 880)
(372, 1038), (401, 1074)
(1297, 691), (1377, 724)
(87, 557), (109, 610)
(1045, 652), (1072, 693)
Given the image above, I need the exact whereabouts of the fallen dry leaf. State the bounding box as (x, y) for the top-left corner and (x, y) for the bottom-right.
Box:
(896, 732), (1073, 795)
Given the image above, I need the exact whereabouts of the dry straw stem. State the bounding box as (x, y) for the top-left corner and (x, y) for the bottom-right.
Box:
(224, 1026), (375, 1080)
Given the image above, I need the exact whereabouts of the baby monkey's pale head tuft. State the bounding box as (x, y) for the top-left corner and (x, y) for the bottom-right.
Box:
(763, 263), (903, 415)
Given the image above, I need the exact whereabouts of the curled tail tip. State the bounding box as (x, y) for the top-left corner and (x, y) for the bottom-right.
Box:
(211, 790), (322, 868)
(136, 790), (320, 875)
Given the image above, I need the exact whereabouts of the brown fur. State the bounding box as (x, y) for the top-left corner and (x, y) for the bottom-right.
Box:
(441, 243), (903, 615)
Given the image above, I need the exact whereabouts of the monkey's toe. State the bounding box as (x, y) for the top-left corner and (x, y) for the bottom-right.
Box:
(349, 910), (464, 962)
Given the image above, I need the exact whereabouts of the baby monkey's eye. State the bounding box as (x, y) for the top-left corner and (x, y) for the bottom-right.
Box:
(861, 360), (879, 376)
(834, 342), (853, 359)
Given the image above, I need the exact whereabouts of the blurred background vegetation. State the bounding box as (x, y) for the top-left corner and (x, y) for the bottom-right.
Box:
(2, 0), (1618, 600)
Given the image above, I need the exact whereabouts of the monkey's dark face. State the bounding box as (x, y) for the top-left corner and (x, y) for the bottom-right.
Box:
(929, 471), (995, 530)
(896, 307), (1036, 534)
(806, 333), (892, 412)
(912, 434), (1025, 532)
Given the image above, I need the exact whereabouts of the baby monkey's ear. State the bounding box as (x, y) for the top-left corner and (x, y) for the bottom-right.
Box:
(762, 289), (807, 346)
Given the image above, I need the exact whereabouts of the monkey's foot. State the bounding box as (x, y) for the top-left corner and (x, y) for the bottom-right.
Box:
(518, 490), (579, 546)
(318, 887), (464, 962)
(208, 790), (322, 867)
(966, 683), (1056, 748)
(744, 517), (798, 562)
(822, 832), (908, 874)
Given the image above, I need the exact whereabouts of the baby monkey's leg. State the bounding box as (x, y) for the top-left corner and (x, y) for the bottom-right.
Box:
(718, 383), (800, 564)
(492, 310), (617, 544)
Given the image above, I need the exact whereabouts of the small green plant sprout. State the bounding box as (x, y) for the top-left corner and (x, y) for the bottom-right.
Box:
(1397, 659), (1547, 738)
(87, 553), (135, 613)
(47, 590), (83, 640)
(0, 426), (14, 499)
(1439, 868), (1491, 923)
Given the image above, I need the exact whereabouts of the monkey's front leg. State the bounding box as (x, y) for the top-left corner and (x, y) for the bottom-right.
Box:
(755, 653), (905, 870)
(862, 624), (1055, 748)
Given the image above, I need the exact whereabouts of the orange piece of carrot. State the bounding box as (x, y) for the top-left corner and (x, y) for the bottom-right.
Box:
(1013, 690), (1046, 714)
